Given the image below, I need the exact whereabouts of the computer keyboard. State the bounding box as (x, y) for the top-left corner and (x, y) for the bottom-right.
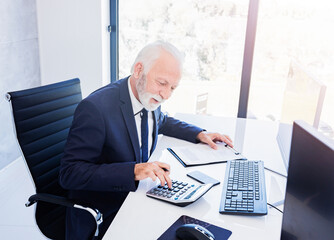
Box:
(146, 180), (213, 207)
(219, 160), (268, 215)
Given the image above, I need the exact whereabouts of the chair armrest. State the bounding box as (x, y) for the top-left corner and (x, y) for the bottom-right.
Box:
(26, 193), (103, 237)
(25, 193), (74, 208)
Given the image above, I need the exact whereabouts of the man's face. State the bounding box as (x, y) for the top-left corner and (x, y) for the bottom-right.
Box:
(136, 74), (164, 111)
(136, 51), (181, 111)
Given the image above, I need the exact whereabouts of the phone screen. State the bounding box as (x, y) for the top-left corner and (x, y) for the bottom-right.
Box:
(187, 171), (220, 186)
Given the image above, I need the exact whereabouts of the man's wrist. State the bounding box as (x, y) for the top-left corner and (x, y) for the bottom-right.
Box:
(196, 130), (206, 141)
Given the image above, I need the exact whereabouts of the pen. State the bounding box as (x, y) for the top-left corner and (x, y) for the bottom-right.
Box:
(230, 147), (241, 155)
(225, 144), (241, 155)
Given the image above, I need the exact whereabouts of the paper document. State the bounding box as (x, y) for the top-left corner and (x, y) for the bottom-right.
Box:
(169, 142), (245, 166)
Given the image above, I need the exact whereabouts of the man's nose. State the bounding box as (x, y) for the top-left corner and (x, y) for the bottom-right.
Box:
(160, 88), (172, 100)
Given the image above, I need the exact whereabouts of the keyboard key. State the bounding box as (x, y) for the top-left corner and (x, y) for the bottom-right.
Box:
(237, 207), (248, 211)
(225, 206), (236, 211)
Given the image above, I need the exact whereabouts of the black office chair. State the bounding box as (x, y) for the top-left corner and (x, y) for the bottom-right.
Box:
(6, 79), (102, 240)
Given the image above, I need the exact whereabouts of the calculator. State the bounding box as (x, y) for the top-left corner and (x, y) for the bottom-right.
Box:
(146, 180), (213, 207)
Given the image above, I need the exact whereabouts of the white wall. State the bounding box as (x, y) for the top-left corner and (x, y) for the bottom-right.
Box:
(36, 0), (110, 97)
(0, 0), (41, 170)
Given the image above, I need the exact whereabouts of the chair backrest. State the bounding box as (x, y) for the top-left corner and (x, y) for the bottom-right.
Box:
(7, 78), (82, 239)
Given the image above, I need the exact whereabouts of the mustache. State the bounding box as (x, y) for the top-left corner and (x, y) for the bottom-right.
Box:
(151, 94), (164, 104)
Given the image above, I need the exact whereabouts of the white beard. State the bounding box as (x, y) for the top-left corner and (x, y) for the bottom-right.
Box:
(136, 74), (165, 111)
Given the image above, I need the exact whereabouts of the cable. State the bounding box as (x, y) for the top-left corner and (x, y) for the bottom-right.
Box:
(245, 158), (287, 178)
(264, 167), (287, 178)
(267, 203), (283, 214)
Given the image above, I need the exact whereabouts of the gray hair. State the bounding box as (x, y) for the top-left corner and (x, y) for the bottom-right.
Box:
(131, 40), (185, 75)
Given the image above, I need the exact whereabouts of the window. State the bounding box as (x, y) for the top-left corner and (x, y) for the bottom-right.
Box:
(249, 0), (334, 138)
(119, 0), (249, 117)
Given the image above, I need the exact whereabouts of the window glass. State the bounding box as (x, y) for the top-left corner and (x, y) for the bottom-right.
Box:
(249, 0), (334, 139)
(119, 0), (249, 117)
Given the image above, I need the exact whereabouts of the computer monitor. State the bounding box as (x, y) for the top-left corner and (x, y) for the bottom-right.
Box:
(280, 121), (334, 240)
(280, 60), (326, 129)
(276, 122), (293, 171)
(277, 60), (327, 172)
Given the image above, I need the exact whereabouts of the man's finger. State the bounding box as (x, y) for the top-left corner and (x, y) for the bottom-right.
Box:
(223, 137), (233, 147)
(216, 134), (233, 147)
(206, 135), (218, 149)
(225, 135), (232, 142)
(156, 173), (166, 187)
(164, 173), (172, 188)
(148, 172), (157, 182)
(155, 161), (170, 172)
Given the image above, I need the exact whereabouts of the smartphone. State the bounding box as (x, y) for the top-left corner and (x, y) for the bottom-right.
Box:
(187, 170), (220, 186)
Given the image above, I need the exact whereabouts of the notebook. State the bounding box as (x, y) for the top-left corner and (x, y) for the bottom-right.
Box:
(167, 142), (245, 167)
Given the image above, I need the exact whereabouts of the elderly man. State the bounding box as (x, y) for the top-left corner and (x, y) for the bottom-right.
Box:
(59, 41), (232, 239)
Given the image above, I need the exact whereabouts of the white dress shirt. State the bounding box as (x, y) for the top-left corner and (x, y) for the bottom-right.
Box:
(128, 77), (154, 158)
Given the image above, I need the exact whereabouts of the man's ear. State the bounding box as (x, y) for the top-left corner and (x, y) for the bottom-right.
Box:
(133, 62), (144, 78)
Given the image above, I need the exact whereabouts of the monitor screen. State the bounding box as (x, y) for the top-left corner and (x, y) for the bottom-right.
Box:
(280, 60), (326, 128)
(281, 121), (334, 240)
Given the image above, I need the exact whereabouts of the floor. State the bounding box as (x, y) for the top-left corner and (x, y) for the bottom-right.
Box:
(0, 157), (46, 239)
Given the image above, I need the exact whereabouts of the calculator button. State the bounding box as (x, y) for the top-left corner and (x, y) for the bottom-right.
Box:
(147, 180), (212, 207)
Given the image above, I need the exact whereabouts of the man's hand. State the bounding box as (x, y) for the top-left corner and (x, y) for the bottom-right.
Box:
(196, 131), (233, 149)
(134, 161), (172, 188)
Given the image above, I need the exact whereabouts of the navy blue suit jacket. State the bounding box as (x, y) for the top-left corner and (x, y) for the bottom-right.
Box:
(59, 77), (203, 239)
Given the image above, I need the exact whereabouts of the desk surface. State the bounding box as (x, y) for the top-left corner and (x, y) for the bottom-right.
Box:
(104, 114), (287, 240)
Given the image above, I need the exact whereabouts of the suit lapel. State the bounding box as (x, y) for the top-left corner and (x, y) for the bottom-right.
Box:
(119, 78), (141, 163)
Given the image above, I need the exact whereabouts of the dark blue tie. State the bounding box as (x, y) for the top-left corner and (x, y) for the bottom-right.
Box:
(140, 108), (149, 162)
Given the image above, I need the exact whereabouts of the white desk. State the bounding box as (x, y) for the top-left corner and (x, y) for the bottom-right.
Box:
(103, 114), (288, 240)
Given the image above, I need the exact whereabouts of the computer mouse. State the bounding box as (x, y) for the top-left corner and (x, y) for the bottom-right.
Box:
(175, 223), (215, 240)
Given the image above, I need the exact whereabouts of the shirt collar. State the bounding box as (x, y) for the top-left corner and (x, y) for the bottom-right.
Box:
(128, 76), (144, 116)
